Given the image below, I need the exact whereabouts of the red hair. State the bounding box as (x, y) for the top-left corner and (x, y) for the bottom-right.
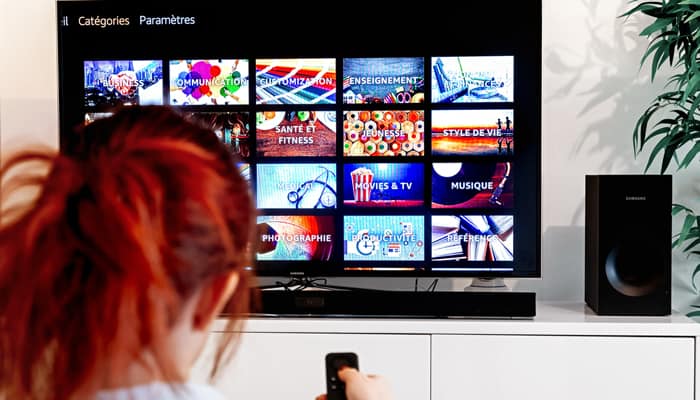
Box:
(0, 107), (256, 399)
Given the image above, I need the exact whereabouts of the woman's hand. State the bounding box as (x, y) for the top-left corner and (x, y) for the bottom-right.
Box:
(316, 367), (393, 400)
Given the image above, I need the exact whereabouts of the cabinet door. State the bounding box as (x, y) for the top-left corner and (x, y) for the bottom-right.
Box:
(432, 334), (694, 400)
(193, 332), (430, 400)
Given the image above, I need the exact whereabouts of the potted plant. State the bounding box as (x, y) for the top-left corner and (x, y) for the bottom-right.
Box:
(623, 0), (700, 316)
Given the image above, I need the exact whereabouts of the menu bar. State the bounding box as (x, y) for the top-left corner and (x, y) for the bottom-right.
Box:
(60, 14), (197, 29)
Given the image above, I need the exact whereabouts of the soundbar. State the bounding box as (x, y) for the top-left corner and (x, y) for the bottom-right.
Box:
(253, 290), (536, 318)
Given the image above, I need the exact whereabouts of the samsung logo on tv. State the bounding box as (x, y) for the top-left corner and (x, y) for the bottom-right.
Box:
(625, 196), (647, 201)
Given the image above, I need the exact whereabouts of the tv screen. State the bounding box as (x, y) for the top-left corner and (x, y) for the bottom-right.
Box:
(57, 1), (541, 279)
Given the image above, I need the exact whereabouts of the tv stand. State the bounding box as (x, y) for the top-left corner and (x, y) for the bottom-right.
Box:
(465, 277), (510, 291)
(197, 303), (699, 400)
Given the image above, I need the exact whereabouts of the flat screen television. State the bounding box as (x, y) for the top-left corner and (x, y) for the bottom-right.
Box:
(57, 1), (542, 282)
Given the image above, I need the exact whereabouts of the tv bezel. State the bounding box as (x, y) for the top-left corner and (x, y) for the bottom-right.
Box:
(57, 0), (542, 279)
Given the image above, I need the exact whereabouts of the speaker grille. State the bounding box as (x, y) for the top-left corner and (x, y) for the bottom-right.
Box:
(604, 240), (663, 297)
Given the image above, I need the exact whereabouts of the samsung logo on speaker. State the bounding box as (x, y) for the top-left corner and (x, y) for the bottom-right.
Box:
(625, 196), (647, 201)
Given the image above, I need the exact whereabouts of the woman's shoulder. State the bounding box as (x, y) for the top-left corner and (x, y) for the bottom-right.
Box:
(95, 381), (226, 400)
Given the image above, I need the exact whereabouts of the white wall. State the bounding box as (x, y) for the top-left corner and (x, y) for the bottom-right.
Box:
(1, 0), (698, 313)
(525, 0), (698, 313)
(0, 0), (58, 154)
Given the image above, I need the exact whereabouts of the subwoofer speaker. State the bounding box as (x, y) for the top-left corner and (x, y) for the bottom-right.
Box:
(585, 175), (671, 315)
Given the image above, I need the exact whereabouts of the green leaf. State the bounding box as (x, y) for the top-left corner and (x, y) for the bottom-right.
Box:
(648, 125), (672, 140)
(679, 141), (700, 168)
(675, 224), (700, 247)
(691, 263), (700, 291)
(684, 10), (700, 22)
(661, 125), (685, 173)
(685, 93), (700, 119)
(667, 72), (687, 87)
(651, 29), (681, 41)
(641, 18), (675, 36)
(671, 108), (689, 119)
(645, 131), (673, 172)
(679, 214), (698, 244)
(658, 90), (684, 101)
(684, 238), (700, 252)
(641, 40), (668, 75)
(687, 84), (700, 98)
(652, 40), (672, 80)
(657, 117), (683, 126)
(670, 41), (676, 65)
(621, 2), (663, 19)
(661, 140), (680, 171)
(681, 73), (700, 103)
(673, 203), (694, 215)
(686, 310), (700, 317)
(634, 107), (658, 154)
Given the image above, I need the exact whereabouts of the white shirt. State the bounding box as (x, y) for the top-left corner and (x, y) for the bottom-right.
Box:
(95, 382), (226, 400)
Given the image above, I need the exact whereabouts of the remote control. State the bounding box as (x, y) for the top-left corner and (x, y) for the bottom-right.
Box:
(325, 352), (359, 400)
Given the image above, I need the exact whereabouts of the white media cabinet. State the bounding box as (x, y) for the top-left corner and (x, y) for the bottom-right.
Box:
(193, 302), (700, 400)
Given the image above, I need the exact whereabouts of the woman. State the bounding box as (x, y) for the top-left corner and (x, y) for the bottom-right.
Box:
(0, 107), (391, 400)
